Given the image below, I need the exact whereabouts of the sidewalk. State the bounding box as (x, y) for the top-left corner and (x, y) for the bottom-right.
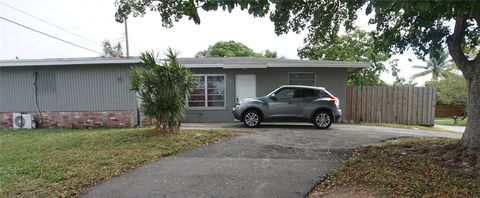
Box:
(435, 124), (465, 133)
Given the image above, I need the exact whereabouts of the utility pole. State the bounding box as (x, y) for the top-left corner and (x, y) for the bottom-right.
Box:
(124, 18), (130, 58)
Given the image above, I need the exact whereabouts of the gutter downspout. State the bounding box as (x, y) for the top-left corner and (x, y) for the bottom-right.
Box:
(33, 72), (43, 125)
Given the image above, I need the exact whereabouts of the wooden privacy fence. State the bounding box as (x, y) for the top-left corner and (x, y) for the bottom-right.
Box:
(345, 86), (436, 126)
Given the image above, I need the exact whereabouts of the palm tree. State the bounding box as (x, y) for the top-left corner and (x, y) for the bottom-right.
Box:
(130, 48), (196, 132)
(411, 49), (452, 82)
(102, 40), (124, 57)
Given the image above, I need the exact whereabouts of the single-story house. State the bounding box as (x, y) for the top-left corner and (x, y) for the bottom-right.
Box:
(0, 57), (367, 128)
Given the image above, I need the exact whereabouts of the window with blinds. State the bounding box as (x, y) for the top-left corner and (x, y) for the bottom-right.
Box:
(288, 72), (316, 86)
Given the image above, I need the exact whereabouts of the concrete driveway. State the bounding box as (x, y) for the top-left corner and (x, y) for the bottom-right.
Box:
(81, 123), (460, 198)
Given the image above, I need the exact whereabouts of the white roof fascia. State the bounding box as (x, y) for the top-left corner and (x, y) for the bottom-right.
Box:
(267, 63), (368, 68)
(221, 65), (268, 69)
(185, 64), (223, 68)
(0, 58), (142, 67)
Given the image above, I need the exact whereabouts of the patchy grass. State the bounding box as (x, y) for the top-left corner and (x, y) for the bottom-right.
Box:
(359, 123), (460, 134)
(308, 137), (480, 198)
(435, 117), (467, 126)
(0, 128), (235, 197)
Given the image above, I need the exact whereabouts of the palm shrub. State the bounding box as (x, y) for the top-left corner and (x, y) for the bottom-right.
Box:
(130, 48), (196, 132)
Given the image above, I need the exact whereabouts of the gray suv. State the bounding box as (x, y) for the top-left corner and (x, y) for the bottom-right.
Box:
(232, 85), (341, 129)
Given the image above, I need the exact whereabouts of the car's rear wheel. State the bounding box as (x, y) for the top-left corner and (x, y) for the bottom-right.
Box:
(242, 110), (261, 128)
(313, 110), (333, 129)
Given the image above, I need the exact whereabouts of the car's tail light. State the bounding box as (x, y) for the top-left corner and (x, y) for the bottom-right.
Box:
(325, 91), (339, 107)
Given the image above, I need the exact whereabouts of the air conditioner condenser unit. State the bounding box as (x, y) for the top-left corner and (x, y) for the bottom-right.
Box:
(12, 113), (35, 129)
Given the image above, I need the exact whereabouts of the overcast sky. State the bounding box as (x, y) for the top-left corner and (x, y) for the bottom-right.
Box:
(0, 0), (432, 85)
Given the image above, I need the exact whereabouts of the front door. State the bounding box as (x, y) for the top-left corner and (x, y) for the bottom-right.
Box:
(235, 75), (256, 102)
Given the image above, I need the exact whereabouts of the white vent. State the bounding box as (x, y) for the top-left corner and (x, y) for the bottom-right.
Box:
(12, 113), (34, 129)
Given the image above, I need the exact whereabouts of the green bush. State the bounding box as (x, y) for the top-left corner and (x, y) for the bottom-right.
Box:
(426, 73), (467, 105)
(130, 49), (196, 132)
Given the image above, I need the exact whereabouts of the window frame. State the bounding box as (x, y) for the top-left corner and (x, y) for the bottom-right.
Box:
(188, 74), (226, 110)
(288, 72), (317, 86)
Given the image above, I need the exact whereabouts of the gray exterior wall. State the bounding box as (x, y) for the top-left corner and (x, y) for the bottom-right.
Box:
(0, 64), (348, 123)
(0, 64), (137, 112)
(185, 67), (348, 122)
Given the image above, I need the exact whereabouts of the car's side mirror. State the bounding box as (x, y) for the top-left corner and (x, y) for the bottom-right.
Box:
(269, 94), (277, 101)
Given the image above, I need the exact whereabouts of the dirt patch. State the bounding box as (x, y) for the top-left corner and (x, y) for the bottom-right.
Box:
(307, 137), (480, 198)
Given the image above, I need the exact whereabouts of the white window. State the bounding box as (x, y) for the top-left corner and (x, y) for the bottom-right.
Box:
(189, 75), (226, 108)
(288, 72), (316, 86)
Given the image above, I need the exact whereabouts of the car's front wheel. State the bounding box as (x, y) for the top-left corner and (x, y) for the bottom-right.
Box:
(313, 110), (333, 129)
(242, 110), (261, 128)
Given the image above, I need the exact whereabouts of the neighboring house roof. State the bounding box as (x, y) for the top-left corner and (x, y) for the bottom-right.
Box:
(0, 57), (368, 72)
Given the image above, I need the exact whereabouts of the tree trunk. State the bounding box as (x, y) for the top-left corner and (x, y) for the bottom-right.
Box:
(460, 72), (480, 150)
(446, 13), (480, 151)
(432, 73), (438, 82)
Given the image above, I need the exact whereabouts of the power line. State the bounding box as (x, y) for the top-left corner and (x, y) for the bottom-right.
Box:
(0, 16), (103, 54)
(0, 1), (103, 47)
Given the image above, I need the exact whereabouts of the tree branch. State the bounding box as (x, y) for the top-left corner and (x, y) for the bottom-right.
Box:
(446, 14), (472, 77)
(472, 8), (480, 68)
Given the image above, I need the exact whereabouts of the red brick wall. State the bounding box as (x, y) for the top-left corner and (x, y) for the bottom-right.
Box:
(139, 104), (154, 126)
(0, 111), (132, 129)
(0, 113), (11, 128)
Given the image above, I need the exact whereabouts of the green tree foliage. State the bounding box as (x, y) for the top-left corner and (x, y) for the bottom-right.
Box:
(114, 1), (270, 26)
(195, 40), (280, 58)
(194, 50), (208, 58)
(102, 40), (123, 57)
(114, 1), (478, 55)
(195, 41), (257, 57)
(427, 73), (467, 105)
(130, 49), (196, 132)
(299, 29), (388, 86)
(263, 49), (278, 58)
(115, 0), (480, 149)
(411, 49), (453, 82)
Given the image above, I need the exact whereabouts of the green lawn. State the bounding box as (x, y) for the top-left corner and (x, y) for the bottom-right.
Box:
(435, 117), (467, 126)
(308, 138), (480, 197)
(0, 128), (234, 197)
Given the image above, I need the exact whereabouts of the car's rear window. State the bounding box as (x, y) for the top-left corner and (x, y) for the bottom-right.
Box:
(324, 90), (334, 97)
(294, 88), (320, 98)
